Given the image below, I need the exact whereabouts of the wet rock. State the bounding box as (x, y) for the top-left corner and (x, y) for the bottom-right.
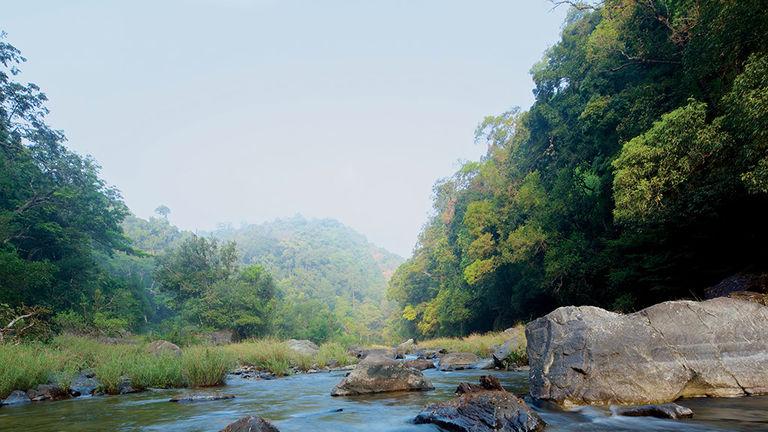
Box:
(415, 375), (545, 432)
(416, 349), (445, 360)
(220, 415), (280, 432)
(147, 340), (182, 356)
(26, 384), (69, 401)
(438, 352), (479, 371)
(69, 370), (101, 396)
(614, 403), (694, 419)
(170, 393), (236, 403)
(526, 297), (768, 405)
(331, 354), (434, 396)
(117, 376), (139, 395)
(286, 339), (319, 357)
(473, 358), (496, 370)
(2, 390), (31, 405)
(403, 358), (435, 371)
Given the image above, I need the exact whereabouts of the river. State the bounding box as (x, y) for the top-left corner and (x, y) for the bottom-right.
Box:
(1, 368), (767, 431)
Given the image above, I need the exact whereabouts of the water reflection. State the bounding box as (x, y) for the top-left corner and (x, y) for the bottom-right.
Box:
(1, 369), (767, 431)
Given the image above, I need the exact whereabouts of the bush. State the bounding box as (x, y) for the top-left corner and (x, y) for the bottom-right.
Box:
(182, 346), (233, 387)
(316, 342), (355, 368)
(224, 339), (293, 376)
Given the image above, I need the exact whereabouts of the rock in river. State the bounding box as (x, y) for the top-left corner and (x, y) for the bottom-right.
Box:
(614, 403), (694, 419)
(415, 375), (546, 432)
(170, 393), (236, 403)
(438, 352), (479, 371)
(26, 384), (69, 402)
(331, 354), (434, 396)
(403, 358), (435, 371)
(220, 415), (280, 432)
(2, 390), (31, 405)
(526, 297), (768, 405)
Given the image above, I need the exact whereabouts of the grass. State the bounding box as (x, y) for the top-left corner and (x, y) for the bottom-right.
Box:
(0, 335), (360, 399)
(416, 325), (527, 364)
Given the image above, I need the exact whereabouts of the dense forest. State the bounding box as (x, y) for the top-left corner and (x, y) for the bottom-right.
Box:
(0, 34), (400, 345)
(387, 0), (768, 338)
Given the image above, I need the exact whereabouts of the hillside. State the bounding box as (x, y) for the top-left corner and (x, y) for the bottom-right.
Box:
(208, 216), (403, 306)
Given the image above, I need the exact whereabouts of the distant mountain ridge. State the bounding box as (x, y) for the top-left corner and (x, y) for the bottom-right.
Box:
(207, 215), (403, 305)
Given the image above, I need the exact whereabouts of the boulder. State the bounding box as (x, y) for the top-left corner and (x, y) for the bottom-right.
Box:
(416, 349), (445, 360)
(438, 352), (479, 371)
(26, 384), (69, 401)
(2, 390), (31, 405)
(414, 375), (545, 432)
(331, 354), (434, 396)
(147, 340), (182, 357)
(493, 327), (527, 369)
(220, 415), (280, 432)
(614, 403), (694, 419)
(170, 393), (235, 402)
(396, 339), (416, 357)
(69, 370), (101, 396)
(473, 358), (496, 370)
(350, 347), (395, 359)
(286, 339), (319, 357)
(704, 273), (768, 299)
(526, 297), (768, 405)
(207, 330), (235, 345)
(403, 358), (435, 371)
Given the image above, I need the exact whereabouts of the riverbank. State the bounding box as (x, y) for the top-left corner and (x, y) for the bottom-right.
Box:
(0, 329), (524, 401)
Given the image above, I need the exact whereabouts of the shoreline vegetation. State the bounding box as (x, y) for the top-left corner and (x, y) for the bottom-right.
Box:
(0, 330), (524, 401)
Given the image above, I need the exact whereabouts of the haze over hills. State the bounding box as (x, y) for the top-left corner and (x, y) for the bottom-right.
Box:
(207, 215), (404, 305)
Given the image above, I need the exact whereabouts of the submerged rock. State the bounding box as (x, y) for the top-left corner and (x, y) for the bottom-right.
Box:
(2, 390), (31, 405)
(438, 352), (479, 371)
(69, 370), (101, 397)
(526, 297), (768, 405)
(614, 403), (694, 419)
(286, 339), (319, 357)
(147, 340), (182, 356)
(403, 358), (435, 371)
(415, 375), (545, 432)
(220, 415), (280, 432)
(331, 354), (434, 396)
(26, 384), (69, 402)
(170, 393), (236, 403)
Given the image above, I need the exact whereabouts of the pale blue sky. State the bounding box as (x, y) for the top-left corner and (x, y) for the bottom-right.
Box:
(4, 0), (567, 257)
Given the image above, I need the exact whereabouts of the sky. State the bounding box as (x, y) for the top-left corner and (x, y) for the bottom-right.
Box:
(3, 0), (568, 257)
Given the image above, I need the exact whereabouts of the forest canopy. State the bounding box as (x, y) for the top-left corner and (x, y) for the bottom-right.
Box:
(386, 0), (768, 339)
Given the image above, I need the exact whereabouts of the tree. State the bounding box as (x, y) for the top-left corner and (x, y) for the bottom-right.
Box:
(154, 205), (171, 220)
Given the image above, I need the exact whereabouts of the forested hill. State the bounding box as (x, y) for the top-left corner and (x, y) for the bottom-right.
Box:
(207, 216), (403, 305)
(388, 0), (768, 339)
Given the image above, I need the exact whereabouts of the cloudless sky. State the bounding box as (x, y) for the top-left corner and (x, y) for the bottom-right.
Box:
(3, 0), (567, 257)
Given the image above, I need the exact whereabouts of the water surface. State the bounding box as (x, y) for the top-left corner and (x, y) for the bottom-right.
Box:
(2, 369), (767, 431)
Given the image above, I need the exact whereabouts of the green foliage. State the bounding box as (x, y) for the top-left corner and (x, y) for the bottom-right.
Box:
(388, 0), (768, 339)
(181, 346), (234, 387)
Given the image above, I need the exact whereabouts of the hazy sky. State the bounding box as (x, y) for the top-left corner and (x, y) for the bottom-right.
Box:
(4, 0), (567, 257)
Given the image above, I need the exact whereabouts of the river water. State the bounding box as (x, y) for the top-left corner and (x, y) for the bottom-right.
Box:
(1, 368), (767, 431)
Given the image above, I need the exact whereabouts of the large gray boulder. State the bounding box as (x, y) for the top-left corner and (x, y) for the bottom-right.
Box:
(415, 375), (545, 432)
(331, 354), (433, 396)
(526, 297), (768, 405)
(286, 339), (319, 357)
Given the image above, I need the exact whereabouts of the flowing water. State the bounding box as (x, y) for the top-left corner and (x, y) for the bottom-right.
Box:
(2, 368), (768, 431)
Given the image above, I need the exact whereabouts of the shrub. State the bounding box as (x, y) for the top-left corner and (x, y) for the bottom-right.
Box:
(182, 346), (233, 387)
(316, 342), (355, 368)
